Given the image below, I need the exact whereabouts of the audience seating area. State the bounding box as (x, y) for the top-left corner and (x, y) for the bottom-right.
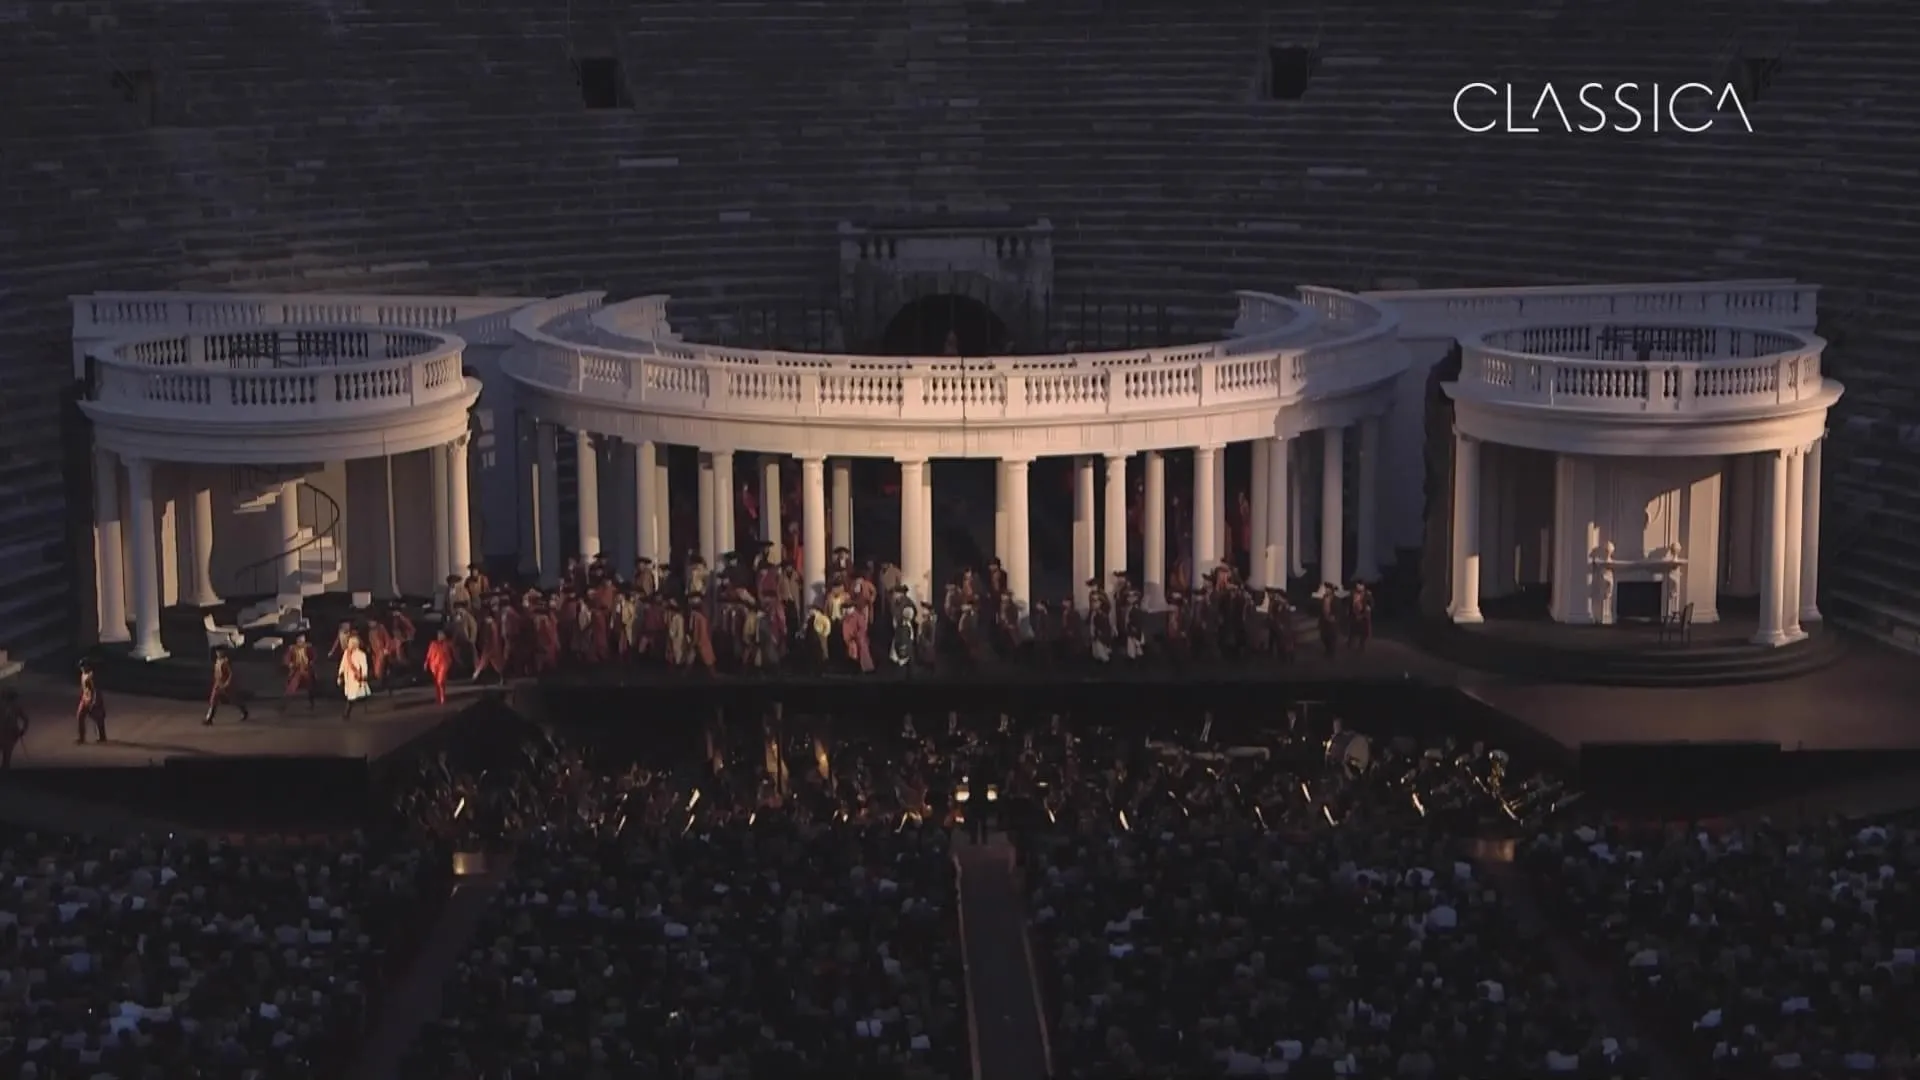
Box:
(1529, 816), (1920, 1077)
(7, 699), (1920, 1076)
(0, 827), (450, 1079)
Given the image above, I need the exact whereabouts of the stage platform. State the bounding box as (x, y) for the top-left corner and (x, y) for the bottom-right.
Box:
(13, 614), (1920, 823)
(1419, 611), (1846, 688)
(4, 675), (476, 771)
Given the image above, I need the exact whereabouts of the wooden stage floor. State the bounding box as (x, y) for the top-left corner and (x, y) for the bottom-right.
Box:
(3, 677), (479, 770)
(9, 626), (1920, 768)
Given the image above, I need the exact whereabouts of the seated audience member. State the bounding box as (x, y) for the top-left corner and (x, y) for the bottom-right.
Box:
(1530, 815), (1919, 1075)
(0, 826), (446, 1079)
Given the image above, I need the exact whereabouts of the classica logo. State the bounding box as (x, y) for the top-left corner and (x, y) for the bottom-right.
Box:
(1452, 82), (1755, 134)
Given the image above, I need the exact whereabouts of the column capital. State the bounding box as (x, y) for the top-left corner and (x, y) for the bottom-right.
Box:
(998, 454), (1035, 466)
(895, 456), (928, 469)
(796, 453), (828, 465)
(1103, 450), (1130, 463)
(1193, 443), (1224, 454)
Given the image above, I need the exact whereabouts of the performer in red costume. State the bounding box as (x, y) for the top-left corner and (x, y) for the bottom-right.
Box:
(425, 629), (455, 705)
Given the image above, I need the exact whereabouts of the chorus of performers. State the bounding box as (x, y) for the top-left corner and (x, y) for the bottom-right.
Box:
(408, 542), (1380, 680)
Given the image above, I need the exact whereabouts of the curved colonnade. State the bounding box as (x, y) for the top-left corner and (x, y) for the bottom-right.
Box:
(1447, 316), (1838, 646)
(71, 278), (1838, 657)
(76, 315), (488, 659)
(503, 286), (1408, 619)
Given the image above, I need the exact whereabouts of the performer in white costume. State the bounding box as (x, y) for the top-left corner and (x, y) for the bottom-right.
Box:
(338, 632), (372, 721)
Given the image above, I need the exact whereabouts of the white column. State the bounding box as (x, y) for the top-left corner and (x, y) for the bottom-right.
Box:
(697, 451), (718, 564)
(1800, 439), (1822, 623)
(1783, 446), (1806, 641)
(713, 451), (736, 557)
(761, 454), (784, 562)
(918, 462), (933, 595)
(1725, 455), (1756, 595)
(801, 455), (827, 604)
(1004, 457), (1032, 619)
(1355, 417), (1381, 581)
(899, 459), (929, 603)
(1072, 457), (1095, 607)
(188, 482), (219, 607)
(429, 445), (452, 585)
(1288, 450), (1307, 578)
(126, 458), (167, 660)
(1192, 445), (1219, 587)
(1103, 453), (1127, 588)
(1320, 427), (1346, 588)
(1143, 451), (1166, 609)
(94, 449), (130, 642)
(654, 454), (671, 561)
(1753, 449), (1790, 646)
(574, 428), (601, 559)
(1250, 439), (1270, 588)
(1449, 432), (1483, 624)
(994, 459), (1010, 562)
(1212, 445), (1229, 566)
(158, 496), (178, 609)
(535, 423), (561, 587)
(1266, 437), (1290, 592)
(277, 479), (301, 597)
(448, 436), (473, 574)
(633, 440), (659, 564)
(383, 455), (400, 599)
(830, 458), (853, 554)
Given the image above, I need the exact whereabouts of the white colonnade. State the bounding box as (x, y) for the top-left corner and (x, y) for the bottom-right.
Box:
(1448, 434), (1825, 646)
(91, 436), (474, 649)
(521, 421), (1383, 625)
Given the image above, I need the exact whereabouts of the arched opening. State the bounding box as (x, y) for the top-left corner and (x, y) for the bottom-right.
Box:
(879, 294), (1009, 356)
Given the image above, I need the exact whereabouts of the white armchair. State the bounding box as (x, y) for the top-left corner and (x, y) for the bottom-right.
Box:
(203, 612), (246, 651)
(275, 607), (311, 635)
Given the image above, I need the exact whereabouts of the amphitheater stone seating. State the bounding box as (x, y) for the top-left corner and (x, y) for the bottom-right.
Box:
(5, 0), (1919, 656)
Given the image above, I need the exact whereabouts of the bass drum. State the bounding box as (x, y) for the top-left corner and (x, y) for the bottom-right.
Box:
(1327, 730), (1372, 775)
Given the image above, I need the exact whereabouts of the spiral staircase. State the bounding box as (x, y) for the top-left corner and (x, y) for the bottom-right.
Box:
(228, 466), (344, 630)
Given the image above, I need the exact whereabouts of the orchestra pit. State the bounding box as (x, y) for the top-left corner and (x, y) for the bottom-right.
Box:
(4, 1), (1920, 1077)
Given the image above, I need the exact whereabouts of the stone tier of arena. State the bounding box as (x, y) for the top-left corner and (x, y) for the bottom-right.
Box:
(4, 0), (1918, 659)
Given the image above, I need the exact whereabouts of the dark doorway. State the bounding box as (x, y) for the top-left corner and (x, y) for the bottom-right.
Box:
(1615, 580), (1663, 623)
(881, 294), (1009, 356)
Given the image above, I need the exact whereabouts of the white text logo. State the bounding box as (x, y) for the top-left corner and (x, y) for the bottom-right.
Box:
(1452, 82), (1754, 134)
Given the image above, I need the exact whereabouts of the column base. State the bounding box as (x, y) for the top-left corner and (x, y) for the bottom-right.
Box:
(98, 626), (132, 645)
(130, 642), (171, 662)
(189, 592), (222, 609)
(1449, 608), (1485, 625)
(1749, 628), (1792, 647)
(1799, 607), (1822, 624)
(1691, 607), (1719, 624)
(1784, 626), (1807, 643)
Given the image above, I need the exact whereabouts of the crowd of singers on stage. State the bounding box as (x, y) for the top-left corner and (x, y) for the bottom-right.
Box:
(338, 544), (1378, 683)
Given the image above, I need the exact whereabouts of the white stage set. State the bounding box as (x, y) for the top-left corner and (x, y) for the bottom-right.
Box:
(72, 277), (1833, 658)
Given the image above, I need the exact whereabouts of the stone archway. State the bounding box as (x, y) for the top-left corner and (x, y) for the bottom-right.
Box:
(879, 292), (1012, 356)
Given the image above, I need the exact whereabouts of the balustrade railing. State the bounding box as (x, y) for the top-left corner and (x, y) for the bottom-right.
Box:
(1458, 321), (1828, 414)
(507, 289), (1406, 423)
(86, 325), (470, 421)
(72, 291), (539, 345)
(1369, 279), (1818, 334)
